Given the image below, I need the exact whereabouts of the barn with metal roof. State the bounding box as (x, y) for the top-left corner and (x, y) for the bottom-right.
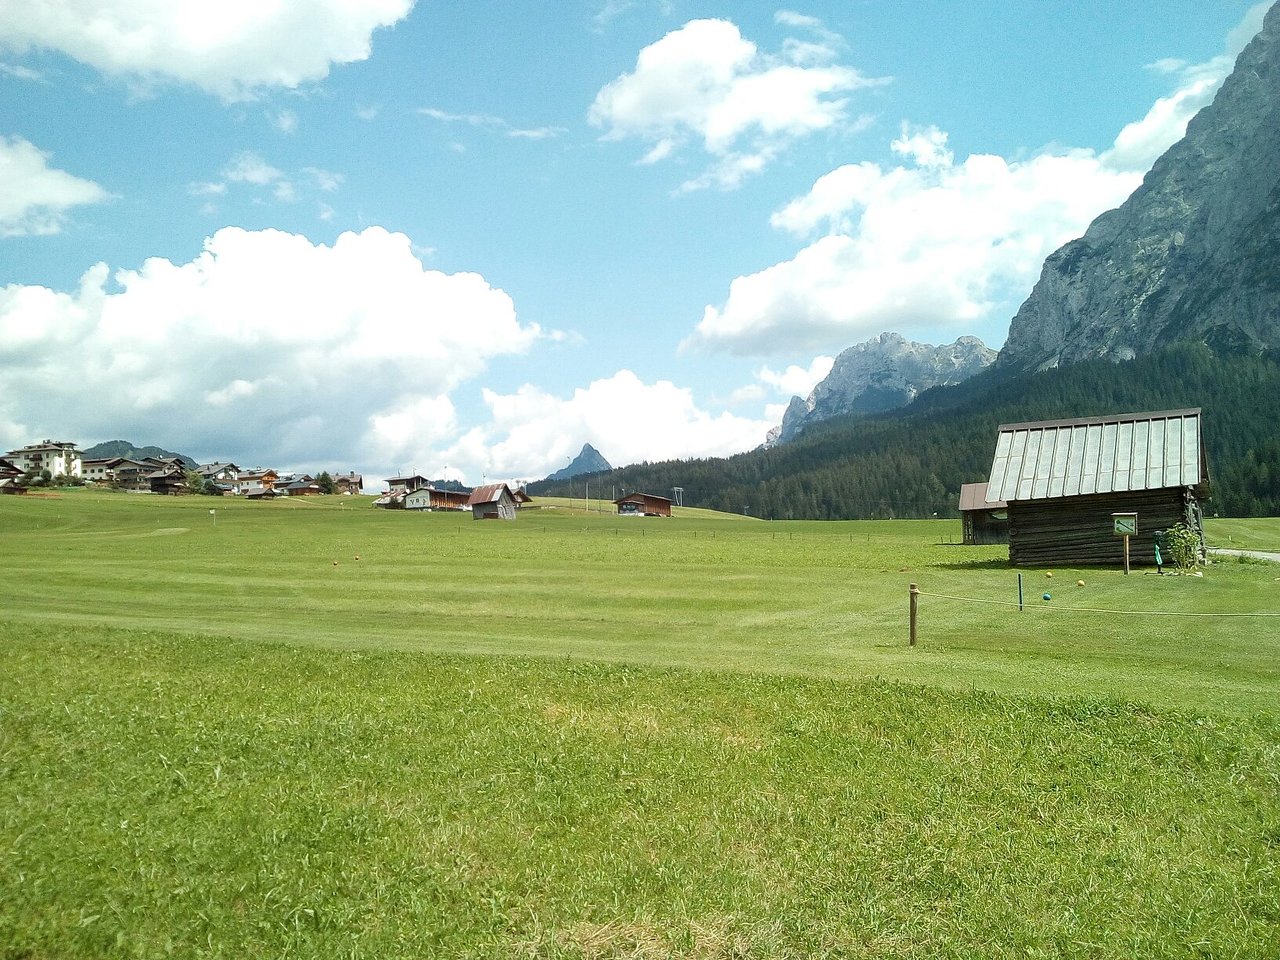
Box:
(467, 483), (518, 520)
(984, 408), (1210, 567)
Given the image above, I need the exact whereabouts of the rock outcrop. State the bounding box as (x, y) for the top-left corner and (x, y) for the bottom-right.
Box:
(767, 332), (996, 445)
(998, 3), (1280, 372)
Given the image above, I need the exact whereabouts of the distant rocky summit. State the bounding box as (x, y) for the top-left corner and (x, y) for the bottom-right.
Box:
(998, 2), (1280, 372)
(545, 443), (612, 481)
(767, 332), (996, 446)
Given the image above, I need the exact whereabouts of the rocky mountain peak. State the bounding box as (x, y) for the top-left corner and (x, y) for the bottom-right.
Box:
(767, 332), (996, 446)
(545, 443), (612, 481)
(998, 2), (1280, 372)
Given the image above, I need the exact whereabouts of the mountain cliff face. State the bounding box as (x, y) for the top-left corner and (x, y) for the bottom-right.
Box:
(998, 3), (1280, 372)
(767, 332), (996, 445)
(545, 443), (612, 481)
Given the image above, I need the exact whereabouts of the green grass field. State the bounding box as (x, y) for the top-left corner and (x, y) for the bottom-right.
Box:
(2, 491), (1278, 957)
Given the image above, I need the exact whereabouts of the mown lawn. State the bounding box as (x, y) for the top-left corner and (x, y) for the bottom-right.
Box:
(1, 492), (1278, 957)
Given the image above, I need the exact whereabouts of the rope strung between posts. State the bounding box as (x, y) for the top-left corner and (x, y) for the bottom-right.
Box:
(916, 590), (1280, 618)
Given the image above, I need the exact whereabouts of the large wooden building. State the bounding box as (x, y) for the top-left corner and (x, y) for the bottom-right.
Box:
(614, 492), (673, 517)
(984, 408), (1210, 567)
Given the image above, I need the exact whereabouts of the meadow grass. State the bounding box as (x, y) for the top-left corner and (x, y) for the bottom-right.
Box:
(1, 491), (1278, 957)
(1207, 516), (1280, 552)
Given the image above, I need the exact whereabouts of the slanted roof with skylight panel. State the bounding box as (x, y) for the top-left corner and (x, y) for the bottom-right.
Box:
(985, 408), (1206, 503)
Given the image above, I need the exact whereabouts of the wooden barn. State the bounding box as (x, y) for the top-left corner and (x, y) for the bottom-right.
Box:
(467, 483), (518, 520)
(985, 408), (1210, 567)
(958, 482), (1008, 545)
(614, 492), (673, 517)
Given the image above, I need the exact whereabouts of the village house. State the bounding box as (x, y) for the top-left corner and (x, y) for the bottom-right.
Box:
(116, 458), (165, 491)
(145, 458), (191, 496)
(82, 456), (132, 484)
(238, 469), (279, 495)
(404, 486), (470, 511)
(79, 456), (164, 491)
(5, 440), (82, 480)
(984, 408), (1210, 567)
(283, 476), (322, 496)
(198, 462), (241, 486)
(385, 474), (429, 495)
(614, 492), (673, 517)
(332, 472), (363, 495)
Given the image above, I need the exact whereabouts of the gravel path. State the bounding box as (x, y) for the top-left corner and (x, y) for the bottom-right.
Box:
(1209, 548), (1280, 563)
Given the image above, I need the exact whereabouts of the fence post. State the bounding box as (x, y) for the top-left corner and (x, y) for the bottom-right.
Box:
(909, 582), (919, 646)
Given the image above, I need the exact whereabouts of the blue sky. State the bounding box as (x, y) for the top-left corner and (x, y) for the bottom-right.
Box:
(0, 1), (1268, 486)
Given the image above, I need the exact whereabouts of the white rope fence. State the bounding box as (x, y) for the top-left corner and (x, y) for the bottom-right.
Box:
(916, 590), (1280, 618)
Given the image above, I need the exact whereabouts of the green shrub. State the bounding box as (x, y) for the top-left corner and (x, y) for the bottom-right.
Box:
(1163, 522), (1201, 572)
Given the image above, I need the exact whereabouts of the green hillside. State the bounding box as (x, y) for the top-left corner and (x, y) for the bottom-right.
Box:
(81, 439), (197, 467)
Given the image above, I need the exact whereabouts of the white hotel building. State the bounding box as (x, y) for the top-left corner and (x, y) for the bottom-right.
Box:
(4, 440), (83, 479)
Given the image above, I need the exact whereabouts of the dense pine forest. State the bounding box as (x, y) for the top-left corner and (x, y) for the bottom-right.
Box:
(529, 344), (1280, 519)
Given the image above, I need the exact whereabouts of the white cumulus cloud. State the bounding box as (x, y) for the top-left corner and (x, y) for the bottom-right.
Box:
(0, 135), (111, 236)
(428, 371), (775, 484)
(686, 125), (1142, 356)
(0, 0), (414, 100)
(589, 17), (884, 190)
(0, 226), (540, 475)
(686, 3), (1265, 358)
(755, 356), (835, 399)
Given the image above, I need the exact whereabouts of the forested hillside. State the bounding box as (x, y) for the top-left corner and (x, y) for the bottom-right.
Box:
(530, 344), (1280, 518)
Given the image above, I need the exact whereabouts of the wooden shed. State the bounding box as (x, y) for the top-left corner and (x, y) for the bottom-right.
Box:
(958, 482), (1008, 545)
(467, 483), (517, 520)
(985, 408), (1210, 567)
(614, 492), (673, 517)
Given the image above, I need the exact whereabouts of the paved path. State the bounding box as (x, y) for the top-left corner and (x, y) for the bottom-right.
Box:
(1209, 548), (1280, 563)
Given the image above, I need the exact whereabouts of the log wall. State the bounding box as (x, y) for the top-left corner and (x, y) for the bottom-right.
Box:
(1007, 488), (1202, 567)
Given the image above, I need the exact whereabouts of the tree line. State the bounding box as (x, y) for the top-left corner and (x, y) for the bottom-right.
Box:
(529, 343), (1280, 519)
